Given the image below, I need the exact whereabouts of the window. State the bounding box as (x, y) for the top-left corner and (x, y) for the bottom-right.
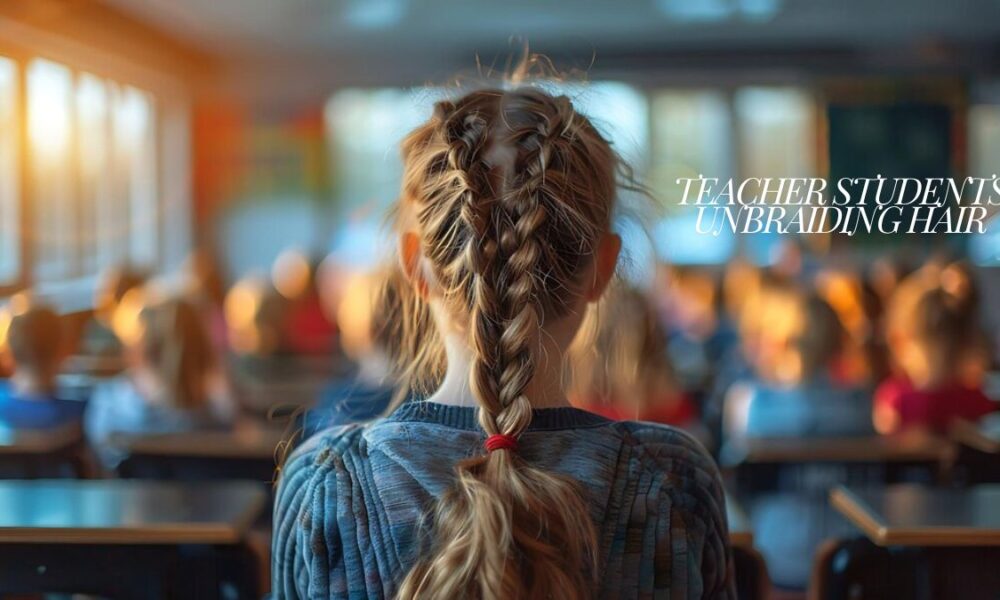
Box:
(649, 86), (819, 265)
(0, 57), (18, 286)
(27, 59), (74, 281)
(323, 84), (826, 270)
(76, 73), (110, 275)
(22, 59), (161, 286)
(650, 90), (737, 265)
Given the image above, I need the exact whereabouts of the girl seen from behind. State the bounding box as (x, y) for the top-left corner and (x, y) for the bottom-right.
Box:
(274, 85), (733, 599)
(85, 293), (234, 469)
(0, 296), (84, 430)
(875, 262), (996, 434)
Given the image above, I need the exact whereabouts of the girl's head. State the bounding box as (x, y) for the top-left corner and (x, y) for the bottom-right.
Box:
(224, 276), (288, 357)
(782, 292), (847, 384)
(887, 262), (985, 388)
(395, 87), (624, 598)
(337, 265), (408, 364)
(0, 296), (64, 392)
(567, 284), (678, 412)
(183, 248), (227, 307)
(94, 266), (147, 324)
(132, 295), (217, 410)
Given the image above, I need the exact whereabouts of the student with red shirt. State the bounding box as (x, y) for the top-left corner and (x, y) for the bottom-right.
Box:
(875, 262), (997, 434)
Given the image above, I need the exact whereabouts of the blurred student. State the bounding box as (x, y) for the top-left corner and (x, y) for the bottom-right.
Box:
(85, 293), (234, 468)
(0, 296), (84, 429)
(272, 249), (337, 355)
(875, 262), (996, 435)
(724, 291), (874, 445)
(815, 269), (885, 385)
(80, 266), (148, 360)
(274, 87), (733, 599)
(301, 266), (406, 435)
(656, 264), (718, 390)
(568, 285), (700, 433)
(226, 275), (289, 359)
(182, 247), (229, 353)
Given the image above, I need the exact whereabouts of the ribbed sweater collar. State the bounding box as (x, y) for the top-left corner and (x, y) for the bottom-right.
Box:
(387, 400), (611, 431)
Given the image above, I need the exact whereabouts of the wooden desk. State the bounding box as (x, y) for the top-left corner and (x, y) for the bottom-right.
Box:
(112, 427), (285, 460)
(950, 419), (1000, 455)
(830, 484), (1000, 547)
(0, 423), (90, 478)
(817, 485), (1000, 599)
(0, 480), (265, 544)
(113, 427), (288, 484)
(738, 433), (953, 465)
(0, 480), (265, 599)
(0, 422), (82, 455)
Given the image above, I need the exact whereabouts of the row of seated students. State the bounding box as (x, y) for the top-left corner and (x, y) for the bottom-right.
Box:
(707, 256), (998, 589)
(0, 290), (234, 471)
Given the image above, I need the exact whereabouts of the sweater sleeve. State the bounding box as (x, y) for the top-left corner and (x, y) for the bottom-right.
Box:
(273, 426), (368, 599)
(272, 435), (336, 599)
(627, 423), (737, 599)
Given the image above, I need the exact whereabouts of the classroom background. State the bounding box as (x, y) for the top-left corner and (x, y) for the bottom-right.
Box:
(0, 0), (999, 598)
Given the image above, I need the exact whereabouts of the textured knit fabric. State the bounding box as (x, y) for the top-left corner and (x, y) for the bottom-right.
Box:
(273, 400), (734, 599)
(301, 379), (395, 438)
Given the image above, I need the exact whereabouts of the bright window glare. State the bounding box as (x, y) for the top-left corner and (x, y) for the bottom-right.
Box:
(28, 59), (74, 280)
(27, 60), (72, 163)
(561, 82), (649, 169)
(650, 89), (735, 265)
(76, 73), (110, 273)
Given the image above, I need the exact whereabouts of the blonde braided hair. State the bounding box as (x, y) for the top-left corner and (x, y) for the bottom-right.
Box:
(396, 87), (621, 600)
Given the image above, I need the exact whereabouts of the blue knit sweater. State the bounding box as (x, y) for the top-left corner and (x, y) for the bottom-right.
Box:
(273, 401), (735, 599)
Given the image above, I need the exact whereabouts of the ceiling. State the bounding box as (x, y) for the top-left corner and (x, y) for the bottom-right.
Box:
(92, 0), (1000, 103)
(101, 0), (1000, 61)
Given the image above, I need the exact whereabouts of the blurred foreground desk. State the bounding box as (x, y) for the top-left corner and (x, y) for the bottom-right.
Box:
(813, 484), (1000, 600)
(114, 427), (286, 483)
(0, 479), (265, 599)
(830, 484), (1000, 547)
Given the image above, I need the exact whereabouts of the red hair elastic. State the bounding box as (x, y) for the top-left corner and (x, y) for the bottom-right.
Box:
(484, 434), (518, 453)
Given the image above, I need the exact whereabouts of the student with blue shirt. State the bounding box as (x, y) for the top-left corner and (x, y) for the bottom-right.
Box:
(0, 297), (84, 430)
(274, 87), (734, 599)
(85, 293), (234, 469)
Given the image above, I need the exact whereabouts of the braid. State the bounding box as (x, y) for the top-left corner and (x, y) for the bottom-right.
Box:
(489, 116), (553, 438)
(398, 88), (619, 600)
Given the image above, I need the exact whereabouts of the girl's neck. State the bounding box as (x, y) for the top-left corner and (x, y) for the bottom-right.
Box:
(426, 331), (571, 409)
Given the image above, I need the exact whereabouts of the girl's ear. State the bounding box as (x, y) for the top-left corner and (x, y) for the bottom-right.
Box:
(399, 231), (430, 299)
(586, 233), (621, 302)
